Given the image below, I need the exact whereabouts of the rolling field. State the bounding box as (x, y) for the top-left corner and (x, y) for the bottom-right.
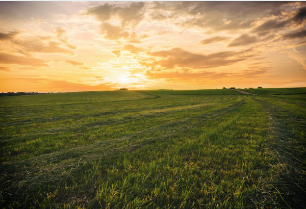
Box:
(0, 89), (305, 208)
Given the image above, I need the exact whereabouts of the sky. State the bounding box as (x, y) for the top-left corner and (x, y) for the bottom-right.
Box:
(0, 1), (306, 92)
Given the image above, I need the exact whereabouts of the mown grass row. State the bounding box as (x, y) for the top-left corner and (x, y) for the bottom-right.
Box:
(0, 96), (241, 162)
(83, 97), (272, 208)
(0, 91), (151, 107)
(1, 98), (246, 199)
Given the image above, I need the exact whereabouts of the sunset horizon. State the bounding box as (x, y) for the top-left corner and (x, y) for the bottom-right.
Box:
(1, 1), (306, 92)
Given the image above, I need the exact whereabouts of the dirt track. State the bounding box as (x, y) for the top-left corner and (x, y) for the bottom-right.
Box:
(231, 89), (256, 95)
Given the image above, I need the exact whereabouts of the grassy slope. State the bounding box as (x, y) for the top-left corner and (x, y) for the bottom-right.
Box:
(0, 89), (305, 208)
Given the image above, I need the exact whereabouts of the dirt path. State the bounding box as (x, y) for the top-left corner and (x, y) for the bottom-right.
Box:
(230, 89), (256, 95)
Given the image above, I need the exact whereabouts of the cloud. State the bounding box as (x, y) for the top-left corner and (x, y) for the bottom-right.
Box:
(12, 36), (73, 54)
(87, 3), (113, 21)
(50, 80), (112, 91)
(65, 60), (83, 66)
(80, 66), (91, 70)
(127, 32), (142, 43)
(0, 66), (10, 71)
(251, 6), (306, 36)
(237, 68), (269, 77)
(87, 2), (145, 27)
(128, 39), (141, 44)
(87, 2), (146, 40)
(0, 2), (80, 21)
(252, 20), (289, 35)
(123, 44), (142, 54)
(146, 70), (226, 81)
(56, 27), (76, 50)
(151, 13), (172, 21)
(151, 2), (288, 31)
(0, 31), (20, 40)
(146, 66), (269, 82)
(111, 50), (121, 57)
(87, 2), (147, 40)
(283, 29), (306, 39)
(117, 2), (145, 26)
(0, 52), (47, 66)
(199, 36), (229, 45)
(228, 34), (258, 47)
(292, 7), (306, 23)
(100, 23), (129, 40)
(149, 48), (252, 69)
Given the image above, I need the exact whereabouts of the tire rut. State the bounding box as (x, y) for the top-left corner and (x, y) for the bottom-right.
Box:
(254, 97), (306, 208)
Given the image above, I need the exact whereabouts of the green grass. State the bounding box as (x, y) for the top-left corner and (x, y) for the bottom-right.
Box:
(242, 87), (306, 95)
(144, 89), (243, 95)
(0, 89), (305, 208)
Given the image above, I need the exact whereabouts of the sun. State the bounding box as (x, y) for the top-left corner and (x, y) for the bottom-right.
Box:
(118, 74), (131, 84)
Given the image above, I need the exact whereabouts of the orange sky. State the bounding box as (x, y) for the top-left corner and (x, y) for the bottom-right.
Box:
(0, 1), (306, 92)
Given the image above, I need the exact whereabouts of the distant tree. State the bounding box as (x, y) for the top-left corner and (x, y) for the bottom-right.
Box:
(258, 86), (263, 89)
(229, 87), (236, 89)
(120, 88), (128, 91)
(223, 87), (226, 89)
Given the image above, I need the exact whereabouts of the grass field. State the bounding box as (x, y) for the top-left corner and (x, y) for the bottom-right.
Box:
(0, 89), (305, 208)
(242, 87), (306, 95)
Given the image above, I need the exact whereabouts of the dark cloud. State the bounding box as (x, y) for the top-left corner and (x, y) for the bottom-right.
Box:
(87, 2), (145, 27)
(292, 7), (306, 23)
(87, 3), (113, 21)
(149, 48), (251, 69)
(252, 20), (289, 35)
(283, 29), (306, 39)
(251, 6), (306, 36)
(151, 2), (288, 31)
(0, 31), (20, 40)
(228, 34), (258, 47)
(0, 52), (47, 66)
(118, 2), (145, 26)
(200, 36), (229, 45)
(100, 23), (129, 40)
(65, 60), (83, 66)
(0, 2), (79, 21)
